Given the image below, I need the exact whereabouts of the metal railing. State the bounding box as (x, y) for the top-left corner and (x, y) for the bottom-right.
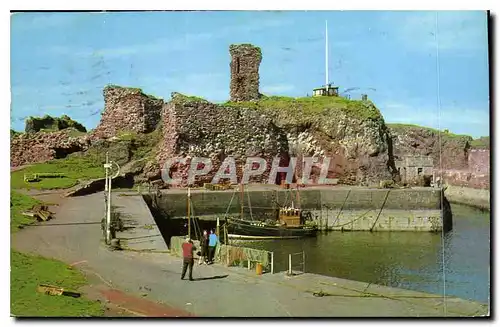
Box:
(287, 251), (306, 276)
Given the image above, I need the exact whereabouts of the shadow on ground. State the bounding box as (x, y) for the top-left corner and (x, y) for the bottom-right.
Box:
(192, 275), (229, 281)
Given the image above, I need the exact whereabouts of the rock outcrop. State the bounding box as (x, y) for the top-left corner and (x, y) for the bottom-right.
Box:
(24, 114), (87, 133)
(91, 85), (163, 139)
(225, 96), (397, 186)
(10, 129), (91, 167)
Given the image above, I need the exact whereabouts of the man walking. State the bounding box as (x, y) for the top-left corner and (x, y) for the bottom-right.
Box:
(181, 238), (196, 281)
(208, 230), (218, 264)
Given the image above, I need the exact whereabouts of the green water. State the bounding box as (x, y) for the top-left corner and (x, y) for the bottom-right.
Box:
(235, 204), (490, 303)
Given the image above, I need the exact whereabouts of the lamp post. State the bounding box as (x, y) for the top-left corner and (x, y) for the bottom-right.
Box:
(104, 154), (120, 245)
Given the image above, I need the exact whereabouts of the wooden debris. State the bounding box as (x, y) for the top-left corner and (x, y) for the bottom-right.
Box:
(22, 204), (53, 222)
(37, 284), (81, 298)
(204, 182), (232, 191)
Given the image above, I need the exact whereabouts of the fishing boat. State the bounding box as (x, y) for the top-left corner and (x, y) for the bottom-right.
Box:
(225, 185), (318, 240)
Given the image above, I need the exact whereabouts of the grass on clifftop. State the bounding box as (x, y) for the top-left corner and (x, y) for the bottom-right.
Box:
(470, 136), (490, 149)
(10, 192), (104, 317)
(222, 95), (384, 122)
(387, 123), (473, 141)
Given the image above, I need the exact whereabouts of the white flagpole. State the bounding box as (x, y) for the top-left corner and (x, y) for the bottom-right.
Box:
(325, 20), (329, 92)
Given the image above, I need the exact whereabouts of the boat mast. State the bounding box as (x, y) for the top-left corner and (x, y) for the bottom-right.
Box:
(240, 183), (244, 219)
(187, 187), (191, 239)
(325, 20), (329, 93)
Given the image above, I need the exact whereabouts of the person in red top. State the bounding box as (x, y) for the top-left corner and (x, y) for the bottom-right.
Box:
(181, 238), (196, 281)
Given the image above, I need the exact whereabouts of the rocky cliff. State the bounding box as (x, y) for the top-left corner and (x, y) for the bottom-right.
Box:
(388, 124), (490, 189)
(225, 96), (397, 185)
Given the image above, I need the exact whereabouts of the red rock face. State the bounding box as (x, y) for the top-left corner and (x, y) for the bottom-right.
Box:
(91, 86), (163, 139)
(468, 149), (490, 175)
(10, 130), (91, 167)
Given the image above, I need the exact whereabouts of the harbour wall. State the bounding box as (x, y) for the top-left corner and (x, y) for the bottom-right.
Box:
(444, 185), (490, 211)
(148, 187), (452, 232)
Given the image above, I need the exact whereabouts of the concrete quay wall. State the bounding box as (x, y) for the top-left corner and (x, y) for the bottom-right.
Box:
(152, 187), (449, 232)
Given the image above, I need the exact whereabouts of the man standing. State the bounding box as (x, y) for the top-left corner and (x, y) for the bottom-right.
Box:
(181, 238), (196, 281)
(208, 230), (218, 264)
(199, 230), (209, 265)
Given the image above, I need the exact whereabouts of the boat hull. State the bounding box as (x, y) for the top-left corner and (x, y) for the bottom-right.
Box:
(226, 218), (317, 240)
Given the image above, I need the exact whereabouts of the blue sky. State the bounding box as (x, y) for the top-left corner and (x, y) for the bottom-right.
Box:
(10, 11), (489, 138)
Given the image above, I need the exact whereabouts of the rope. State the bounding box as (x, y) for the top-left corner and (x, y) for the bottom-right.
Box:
(189, 199), (202, 240)
(223, 188), (237, 219)
(435, 11), (447, 316)
(247, 189), (254, 220)
(331, 209), (373, 228)
(332, 189), (351, 227)
(369, 190), (391, 232)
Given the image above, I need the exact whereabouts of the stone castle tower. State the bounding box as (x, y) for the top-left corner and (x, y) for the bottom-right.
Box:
(229, 44), (262, 102)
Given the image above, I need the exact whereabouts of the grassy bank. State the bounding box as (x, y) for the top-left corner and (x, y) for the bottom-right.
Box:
(10, 191), (104, 317)
(11, 155), (103, 190)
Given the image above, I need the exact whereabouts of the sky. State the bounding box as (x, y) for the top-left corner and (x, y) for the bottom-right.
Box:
(10, 11), (490, 138)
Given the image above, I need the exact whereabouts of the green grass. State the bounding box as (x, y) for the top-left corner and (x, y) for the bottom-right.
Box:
(11, 250), (104, 317)
(10, 192), (104, 317)
(11, 154), (104, 190)
(10, 191), (41, 232)
(387, 123), (473, 141)
(222, 95), (384, 122)
(171, 92), (209, 103)
(470, 136), (490, 149)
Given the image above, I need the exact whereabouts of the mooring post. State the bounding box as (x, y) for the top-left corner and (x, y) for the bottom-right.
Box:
(248, 260), (251, 270)
(288, 253), (292, 275)
(271, 252), (274, 274)
(302, 251), (306, 273)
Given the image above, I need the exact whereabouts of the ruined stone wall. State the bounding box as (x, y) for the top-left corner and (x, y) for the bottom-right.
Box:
(229, 44), (262, 102)
(10, 130), (91, 167)
(92, 86), (163, 139)
(156, 94), (289, 187)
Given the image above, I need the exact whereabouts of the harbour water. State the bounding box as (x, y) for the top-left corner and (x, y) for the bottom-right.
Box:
(234, 204), (490, 303)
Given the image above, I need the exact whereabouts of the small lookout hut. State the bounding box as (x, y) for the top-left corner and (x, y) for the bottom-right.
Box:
(312, 84), (339, 97)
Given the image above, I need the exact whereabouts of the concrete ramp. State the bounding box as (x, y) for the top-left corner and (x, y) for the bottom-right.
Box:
(112, 193), (169, 252)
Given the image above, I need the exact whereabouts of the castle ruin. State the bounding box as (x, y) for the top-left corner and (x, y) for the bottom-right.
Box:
(229, 44), (262, 102)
